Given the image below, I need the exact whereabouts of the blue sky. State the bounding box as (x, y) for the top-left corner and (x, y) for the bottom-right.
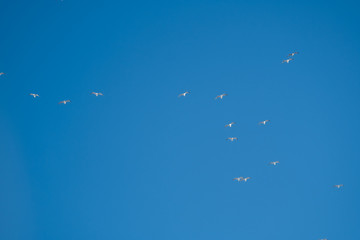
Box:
(0, 0), (360, 239)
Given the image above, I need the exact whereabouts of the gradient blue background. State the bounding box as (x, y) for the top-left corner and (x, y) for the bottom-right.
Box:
(0, 0), (359, 239)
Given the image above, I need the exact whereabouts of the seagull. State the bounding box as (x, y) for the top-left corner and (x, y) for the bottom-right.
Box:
(91, 92), (103, 97)
(242, 177), (251, 182)
(288, 52), (299, 57)
(58, 100), (71, 104)
(226, 137), (238, 142)
(0, 72), (4, 76)
(233, 177), (244, 182)
(178, 91), (190, 97)
(334, 184), (343, 189)
(215, 93), (227, 100)
(270, 161), (279, 165)
(282, 58), (294, 63)
(29, 93), (39, 98)
(225, 122), (236, 128)
(259, 120), (270, 125)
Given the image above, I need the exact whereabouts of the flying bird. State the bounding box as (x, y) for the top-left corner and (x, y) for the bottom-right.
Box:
(288, 52), (299, 57)
(242, 177), (251, 182)
(29, 93), (39, 98)
(91, 92), (103, 97)
(58, 100), (71, 105)
(233, 177), (244, 182)
(334, 184), (343, 189)
(270, 161), (279, 165)
(215, 93), (227, 100)
(225, 122), (236, 128)
(282, 58), (294, 63)
(178, 91), (190, 97)
(259, 120), (270, 125)
(226, 137), (238, 142)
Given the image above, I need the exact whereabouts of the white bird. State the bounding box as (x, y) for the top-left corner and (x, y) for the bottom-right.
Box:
(29, 93), (39, 98)
(259, 120), (270, 125)
(282, 58), (294, 63)
(58, 100), (71, 105)
(178, 91), (190, 97)
(0, 72), (4, 76)
(334, 184), (343, 189)
(233, 177), (244, 182)
(270, 161), (279, 165)
(225, 122), (236, 128)
(226, 137), (238, 142)
(91, 92), (103, 97)
(242, 177), (251, 182)
(288, 52), (299, 57)
(215, 93), (227, 100)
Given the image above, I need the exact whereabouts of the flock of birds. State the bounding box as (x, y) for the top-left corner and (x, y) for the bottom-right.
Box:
(179, 52), (343, 192)
(0, 51), (341, 240)
(177, 51), (343, 240)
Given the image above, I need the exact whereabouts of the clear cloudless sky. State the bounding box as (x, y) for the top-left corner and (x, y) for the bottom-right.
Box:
(0, 0), (359, 239)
